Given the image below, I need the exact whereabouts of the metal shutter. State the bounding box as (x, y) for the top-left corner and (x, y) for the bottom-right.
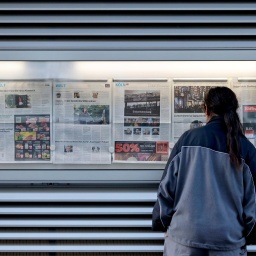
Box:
(0, 186), (164, 255)
(0, 1), (256, 60)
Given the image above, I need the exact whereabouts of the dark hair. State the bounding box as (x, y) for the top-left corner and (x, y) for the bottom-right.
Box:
(204, 87), (243, 168)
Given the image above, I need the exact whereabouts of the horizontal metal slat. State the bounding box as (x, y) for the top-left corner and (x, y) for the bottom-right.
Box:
(0, 3), (256, 11)
(0, 39), (255, 51)
(0, 206), (153, 215)
(0, 188), (156, 202)
(0, 244), (164, 252)
(1, 15), (256, 24)
(0, 242), (253, 253)
(1, 49), (254, 61)
(0, 231), (164, 240)
(0, 244), (253, 253)
(0, 219), (152, 227)
(248, 246), (256, 252)
(0, 168), (163, 182)
(0, 27), (255, 36)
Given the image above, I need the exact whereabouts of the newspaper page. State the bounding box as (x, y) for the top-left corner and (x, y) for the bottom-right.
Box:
(113, 80), (170, 163)
(53, 80), (111, 164)
(0, 80), (52, 163)
(172, 80), (229, 142)
(232, 79), (256, 146)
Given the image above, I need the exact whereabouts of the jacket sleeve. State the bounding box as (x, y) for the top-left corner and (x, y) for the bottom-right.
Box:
(152, 135), (184, 232)
(246, 227), (256, 245)
(245, 142), (256, 187)
(243, 164), (256, 244)
(243, 140), (256, 244)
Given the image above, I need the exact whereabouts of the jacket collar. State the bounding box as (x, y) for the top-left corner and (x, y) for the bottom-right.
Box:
(206, 115), (224, 125)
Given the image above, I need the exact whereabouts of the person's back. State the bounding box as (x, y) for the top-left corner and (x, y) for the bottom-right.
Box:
(152, 87), (256, 256)
(162, 120), (255, 249)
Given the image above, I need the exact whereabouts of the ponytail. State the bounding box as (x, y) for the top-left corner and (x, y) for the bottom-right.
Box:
(204, 87), (243, 168)
(223, 110), (243, 168)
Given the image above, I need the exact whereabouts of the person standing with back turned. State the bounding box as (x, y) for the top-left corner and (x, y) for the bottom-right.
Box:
(152, 87), (256, 256)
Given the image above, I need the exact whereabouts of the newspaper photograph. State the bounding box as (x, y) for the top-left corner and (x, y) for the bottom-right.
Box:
(242, 105), (256, 146)
(0, 80), (52, 163)
(113, 80), (170, 163)
(53, 80), (111, 164)
(232, 79), (256, 147)
(172, 81), (228, 141)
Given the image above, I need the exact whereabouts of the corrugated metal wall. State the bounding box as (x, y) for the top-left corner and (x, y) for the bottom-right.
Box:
(0, 1), (256, 59)
(0, 1), (256, 255)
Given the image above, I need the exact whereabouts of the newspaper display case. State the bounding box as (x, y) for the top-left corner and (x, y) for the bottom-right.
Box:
(0, 61), (255, 183)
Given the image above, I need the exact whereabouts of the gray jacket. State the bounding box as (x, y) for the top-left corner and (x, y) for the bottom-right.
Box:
(152, 116), (256, 250)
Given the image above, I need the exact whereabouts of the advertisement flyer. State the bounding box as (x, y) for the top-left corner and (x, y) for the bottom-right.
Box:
(243, 105), (256, 146)
(14, 115), (51, 161)
(53, 80), (112, 164)
(113, 80), (170, 163)
(114, 141), (169, 162)
(172, 80), (229, 141)
(0, 80), (52, 163)
(232, 79), (256, 147)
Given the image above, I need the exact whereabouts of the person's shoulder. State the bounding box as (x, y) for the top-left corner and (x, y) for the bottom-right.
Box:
(175, 128), (196, 146)
(240, 133), (256, 151)
(176, 125), (209, 148)
(185, 125), (207, 137)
